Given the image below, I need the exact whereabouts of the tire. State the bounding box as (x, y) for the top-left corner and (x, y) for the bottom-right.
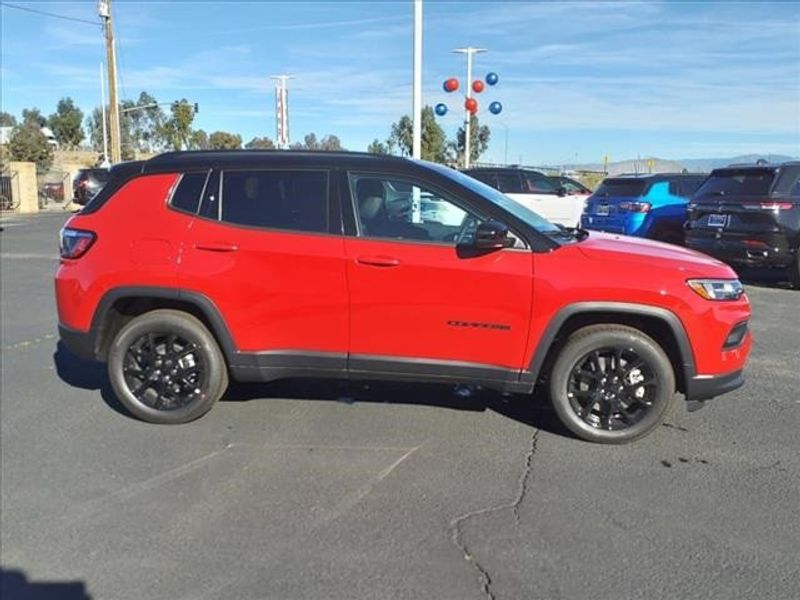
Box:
(548, 324), (676, 444)
(108, 309), (228, 424)
(790, 249), (800, 290)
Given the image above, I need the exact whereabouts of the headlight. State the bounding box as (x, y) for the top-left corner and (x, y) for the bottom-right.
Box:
(687, 279), (744, 301)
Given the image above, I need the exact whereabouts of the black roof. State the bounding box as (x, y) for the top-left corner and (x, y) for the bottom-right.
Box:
(141, 150), (413, 174)
(604, 173), (706, 182)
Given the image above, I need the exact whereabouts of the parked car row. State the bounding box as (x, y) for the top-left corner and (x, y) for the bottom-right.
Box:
(470, 163), (800, 287)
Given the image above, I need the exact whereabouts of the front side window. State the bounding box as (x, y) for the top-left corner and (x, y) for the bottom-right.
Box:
(219, 170), (328, 233)
(349, 173), (484, 245)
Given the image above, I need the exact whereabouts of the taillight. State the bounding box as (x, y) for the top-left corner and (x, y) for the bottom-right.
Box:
(59, 227), (96, 259)
(741, 201), (794, 210)
(619, 201), (651, 213)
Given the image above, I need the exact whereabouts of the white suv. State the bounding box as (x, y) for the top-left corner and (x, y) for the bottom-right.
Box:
(464, 167), (585, 227)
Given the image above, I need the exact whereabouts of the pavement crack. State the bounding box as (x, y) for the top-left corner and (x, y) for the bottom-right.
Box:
(449, 429), (541, 600)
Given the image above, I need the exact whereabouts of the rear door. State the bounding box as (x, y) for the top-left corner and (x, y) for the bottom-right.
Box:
(178, 167), (348, 363)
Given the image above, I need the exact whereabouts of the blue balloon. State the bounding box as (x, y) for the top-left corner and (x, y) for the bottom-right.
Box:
(486, 72), (499, 86)
(435, 103), (448, 116)
(489, 101), (503, 115)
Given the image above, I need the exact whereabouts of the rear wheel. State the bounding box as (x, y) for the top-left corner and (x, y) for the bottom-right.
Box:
(791, 248), (800, 290)
(548, 324), (676, 444)
(108, 310), (228, 424)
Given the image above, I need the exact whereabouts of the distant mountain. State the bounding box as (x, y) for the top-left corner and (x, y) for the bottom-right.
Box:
(562, 154), (798, 175)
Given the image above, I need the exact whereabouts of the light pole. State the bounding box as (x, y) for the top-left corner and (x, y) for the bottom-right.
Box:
(452, 46), (486, 168)
(412, 0), (422, 159)
(271, 74), (294, 149)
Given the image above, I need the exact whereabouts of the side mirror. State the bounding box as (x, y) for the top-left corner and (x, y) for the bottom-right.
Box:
(473, 220), (515, 250)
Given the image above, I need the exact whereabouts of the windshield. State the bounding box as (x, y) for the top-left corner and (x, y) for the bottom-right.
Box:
(423, 161), (562, 234)
(594, 178), (648, 197)
(694, 169), (776, 198)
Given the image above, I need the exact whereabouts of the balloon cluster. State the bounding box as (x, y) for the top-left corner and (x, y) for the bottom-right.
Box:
(436, 72), (502, 118)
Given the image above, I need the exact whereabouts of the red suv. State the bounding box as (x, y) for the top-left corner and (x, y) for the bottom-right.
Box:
(56, 151), (752, 443)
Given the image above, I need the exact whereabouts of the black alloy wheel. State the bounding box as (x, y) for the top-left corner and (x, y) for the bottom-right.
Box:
(108, 310), (228, 424)
(549, 324), (676, 444)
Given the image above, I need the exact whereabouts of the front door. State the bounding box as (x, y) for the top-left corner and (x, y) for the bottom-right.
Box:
(343, 172), (533, 379)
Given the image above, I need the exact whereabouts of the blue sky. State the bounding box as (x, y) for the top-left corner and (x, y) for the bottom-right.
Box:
(2, 0), (798, 164)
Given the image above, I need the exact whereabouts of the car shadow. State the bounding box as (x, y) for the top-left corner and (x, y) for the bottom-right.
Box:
(737, 267), (796, 290)
(53, 342), (574, 439)
(1, 567), (92, 600)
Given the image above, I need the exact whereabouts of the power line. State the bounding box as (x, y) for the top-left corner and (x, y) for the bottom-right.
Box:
(0, 2), (100, 26)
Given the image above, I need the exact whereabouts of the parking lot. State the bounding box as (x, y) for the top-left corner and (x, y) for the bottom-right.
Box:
(1, 211), (798, 600)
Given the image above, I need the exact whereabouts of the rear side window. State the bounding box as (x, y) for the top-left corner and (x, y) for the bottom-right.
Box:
(220, 170), (328, 233)
(772, 167), (800, 198)
(170, 172), (208, 214)
(594, 179), (648, 197)
(522, 172), (558, 193)
(468, 171), (496, 187)
(495, 172), (523, 193)
(694, 169), (776, 198)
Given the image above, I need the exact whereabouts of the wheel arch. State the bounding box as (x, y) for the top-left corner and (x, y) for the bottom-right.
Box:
(89, 287), (237, 363)
(525, 302), (696, 394)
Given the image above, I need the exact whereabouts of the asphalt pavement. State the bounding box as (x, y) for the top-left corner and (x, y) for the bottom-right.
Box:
(2, 211), (798, 600)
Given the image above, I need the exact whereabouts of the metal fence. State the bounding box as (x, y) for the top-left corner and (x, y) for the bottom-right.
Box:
(0, 169), (19, 212)
(38, 170), (71, 208)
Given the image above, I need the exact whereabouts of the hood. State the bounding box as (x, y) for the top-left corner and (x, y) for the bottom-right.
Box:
(576, 231), (736, 279)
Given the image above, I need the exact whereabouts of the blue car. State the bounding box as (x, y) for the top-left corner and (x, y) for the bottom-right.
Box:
(581, 173), (706, 244)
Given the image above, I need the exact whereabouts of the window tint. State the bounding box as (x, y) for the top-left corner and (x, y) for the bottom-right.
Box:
(220, 170), (328, 233)
(199, 170), (220, 220)
(522, 172), (558, 193)
(495, 172), (523, 193)
(350, 173), (487, 245)
(773, 168), (800, 197)
(171, 172), (208, 213)
(694, 169), (776, 198)
(467, 171), (496, 187)
(594, 179), (648, 197)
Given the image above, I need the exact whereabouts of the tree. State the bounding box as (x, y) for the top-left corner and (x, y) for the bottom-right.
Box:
(0, 112), (17, 127)
(189, 129), (209, 150)
(208, 131), (242, 150)
(367, 139), (389, 155)
(48, 97), (84, 149)
(8, 125), (54, 171)
(303, 133), (320, 150)
(86, 106), (135, 161)
(453, 115), (491, 165)
(21, 108), (46, 128)
(387, 106), (447, 162)
(159, 99), (196, 151)
(319, 134), (343, 151)
(245, 136), (276, 150)
(122, 92), (166, 153)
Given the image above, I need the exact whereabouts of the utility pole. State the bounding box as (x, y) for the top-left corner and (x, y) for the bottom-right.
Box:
(99, 63), (109, 167)
(453, 46), (486, 169)
(412, 0), (422, 160)
(271, 75), (294, 149)
(98, 0), (121, 163)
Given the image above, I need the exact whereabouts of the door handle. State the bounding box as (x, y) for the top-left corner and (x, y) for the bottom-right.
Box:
(355, 255), (400, 267)
(194, 242), (239, 252)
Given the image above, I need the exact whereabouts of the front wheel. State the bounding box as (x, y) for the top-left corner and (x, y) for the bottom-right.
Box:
(548, 324), (676, 444)
(108, 310), (228, 424)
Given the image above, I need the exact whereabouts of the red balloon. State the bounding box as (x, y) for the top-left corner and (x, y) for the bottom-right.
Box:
(444, 78), (459, 92)
(465, 97), (478, 113)
(472, 80), (485, 93)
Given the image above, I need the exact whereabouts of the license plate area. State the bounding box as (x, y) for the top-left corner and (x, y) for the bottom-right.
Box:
(596, 204), (610, 216)
(707, 214), (728, 228)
